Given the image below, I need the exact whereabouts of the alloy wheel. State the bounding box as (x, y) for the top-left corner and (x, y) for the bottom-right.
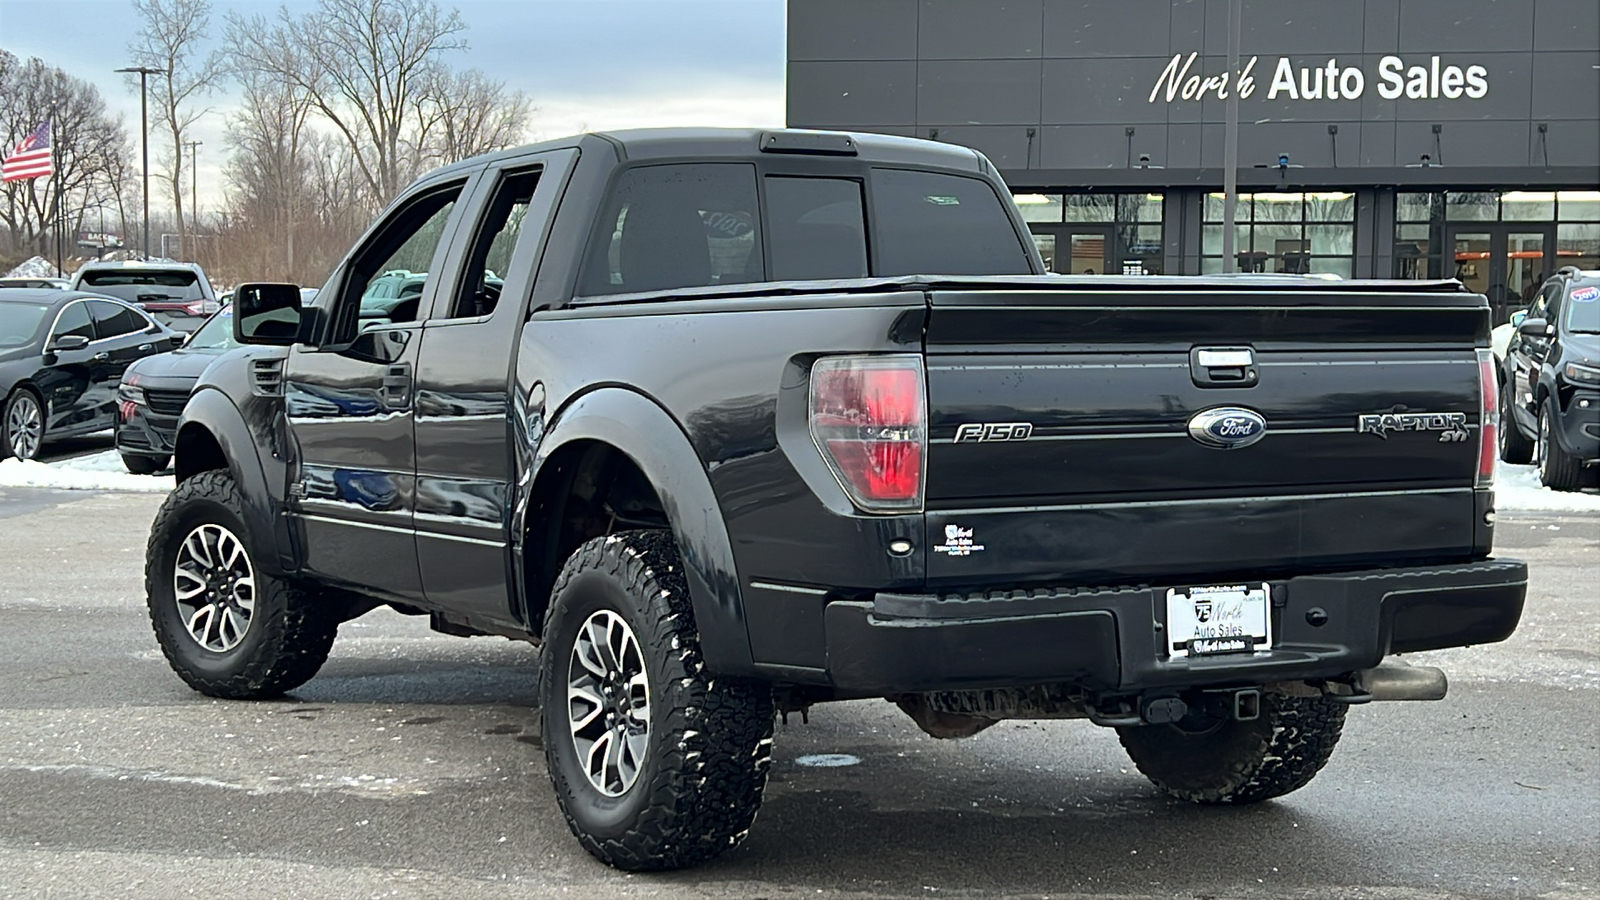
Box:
(1537, 408), (1549, 482)
(567, 609), (651, 797)
(1498, 391), (1512, 457)
(173, 523), (256, 652)
(6, 392), (42, 460)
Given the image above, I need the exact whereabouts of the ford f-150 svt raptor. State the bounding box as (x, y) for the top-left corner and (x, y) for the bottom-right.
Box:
(144, 128), (1526, 870)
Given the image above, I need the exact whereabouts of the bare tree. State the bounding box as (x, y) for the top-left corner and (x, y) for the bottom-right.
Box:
(127, 0), (222, 260)
(414, 67), (533, 167)
(0, 52), (131, 267)
(223, 11), (320, 279)
(285, 0), (466, 204)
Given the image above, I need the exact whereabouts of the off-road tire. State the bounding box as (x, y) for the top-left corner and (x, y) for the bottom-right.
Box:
(1497, 384), (1534, 464)
(1116, 692), (1346, 804)
(539, 530), (775, 871)
(121, 452), (170, 475)
(146, 469), (336, 699)
(1537, 399), (1586, 491)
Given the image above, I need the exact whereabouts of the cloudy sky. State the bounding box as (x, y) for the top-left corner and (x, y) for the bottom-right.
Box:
(2, 0), (787, 209)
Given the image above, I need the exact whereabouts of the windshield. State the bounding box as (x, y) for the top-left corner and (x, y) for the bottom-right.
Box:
(186, 307), (238, 350)
(0, 303), (51, 348)
(80, 269), (205, 303)
(1567, 285), (1600, 333)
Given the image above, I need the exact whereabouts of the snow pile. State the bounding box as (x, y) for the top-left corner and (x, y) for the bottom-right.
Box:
(1494, 460), (1600, 513)
(0, 450), (173, 493)
(5, 256), (61, 278)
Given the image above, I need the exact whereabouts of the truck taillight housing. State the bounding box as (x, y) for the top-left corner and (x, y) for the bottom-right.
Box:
(1477, 348), (1497, 488)
(809, 355), (926, 512)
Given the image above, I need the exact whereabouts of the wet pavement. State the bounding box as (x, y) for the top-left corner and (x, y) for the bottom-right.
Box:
(0, 489), (1595, 899)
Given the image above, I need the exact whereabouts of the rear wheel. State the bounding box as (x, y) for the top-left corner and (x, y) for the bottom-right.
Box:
(1497, 384), (1534, 464)
(146, 469), (336, 698)
(1537, 399), (1585, 491)
(1116, 692), (1346, 804)
(121, 453), (171, 475)
(539, 530), (774, 871)
(3, 388), (45, 461)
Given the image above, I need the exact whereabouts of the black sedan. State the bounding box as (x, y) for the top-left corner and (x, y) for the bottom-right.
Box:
(115, 304), (243, 473)
(0, 289), (184, 461)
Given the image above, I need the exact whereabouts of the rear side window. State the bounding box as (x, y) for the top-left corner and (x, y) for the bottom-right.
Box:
(87, 299), (150, 338)
(765, 176), (868, 281)
(582, 164), (762, 295)
(869, 169), (1031, 276)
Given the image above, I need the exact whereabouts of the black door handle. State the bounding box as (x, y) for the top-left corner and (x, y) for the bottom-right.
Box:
(381, 363), (412, 405)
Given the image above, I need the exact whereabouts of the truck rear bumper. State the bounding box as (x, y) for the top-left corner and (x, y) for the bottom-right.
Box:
(822, 559), (1527, 695)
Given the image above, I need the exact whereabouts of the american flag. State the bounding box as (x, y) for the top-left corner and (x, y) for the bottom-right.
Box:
(2, 122), (54, 183)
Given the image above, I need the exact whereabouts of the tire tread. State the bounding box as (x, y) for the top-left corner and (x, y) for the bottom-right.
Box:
(146, 469), (335, 699)
(1117, 693), (1346, 805)
(540, 530), (774, 871)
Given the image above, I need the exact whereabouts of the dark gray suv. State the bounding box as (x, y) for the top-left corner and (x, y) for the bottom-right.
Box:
(1499, 266), (1600, 490)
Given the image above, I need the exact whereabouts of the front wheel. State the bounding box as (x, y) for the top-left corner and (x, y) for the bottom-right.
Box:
(1116, 692), (1346, 804)
(1497, 384), (1534, 464)
(1537, 400), (1585, 491)
(3, 388), (45, 461)
(146, 469), (337, 698)
(539, 530), (775, 871)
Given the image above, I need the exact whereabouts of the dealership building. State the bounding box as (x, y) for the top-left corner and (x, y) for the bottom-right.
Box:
(786, 0), (1600, 320)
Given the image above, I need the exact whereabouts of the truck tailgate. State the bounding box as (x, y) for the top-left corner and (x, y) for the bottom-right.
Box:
(922, 281), (1490, 588)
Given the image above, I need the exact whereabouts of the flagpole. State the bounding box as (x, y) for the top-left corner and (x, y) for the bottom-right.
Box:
(53, 116), (63, 278)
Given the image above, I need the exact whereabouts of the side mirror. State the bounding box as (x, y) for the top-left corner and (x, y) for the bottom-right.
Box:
(48, 334), (90, 353)
(1509, 309), (1527, 328)
(1517, 317), (1551, 337)
(233, 282), (304, 346)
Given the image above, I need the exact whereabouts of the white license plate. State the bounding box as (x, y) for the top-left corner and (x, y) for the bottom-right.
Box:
(1164, 583), (1271, 658)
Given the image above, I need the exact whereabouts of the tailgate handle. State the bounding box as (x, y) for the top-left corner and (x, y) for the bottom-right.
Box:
(1190, 347), (1259, 388)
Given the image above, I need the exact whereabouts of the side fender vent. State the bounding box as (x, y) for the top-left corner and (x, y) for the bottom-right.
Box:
(251, 357), (285, 397)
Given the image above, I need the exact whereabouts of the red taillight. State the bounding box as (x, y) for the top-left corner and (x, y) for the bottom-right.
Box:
(1477, 348), (1497, 487)
(809, 355), (926, 511)
(184, 300), (208, 315)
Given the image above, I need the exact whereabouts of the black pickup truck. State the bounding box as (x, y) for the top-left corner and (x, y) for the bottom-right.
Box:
(144, 128), (1526, 871)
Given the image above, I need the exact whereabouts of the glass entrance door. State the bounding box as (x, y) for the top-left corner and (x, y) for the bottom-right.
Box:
(1031, 226), (1114, 275)
(1448, 227), (1554, 325)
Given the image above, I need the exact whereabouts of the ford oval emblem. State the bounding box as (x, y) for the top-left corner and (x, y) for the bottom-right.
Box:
(1187, 407), (1268, 450)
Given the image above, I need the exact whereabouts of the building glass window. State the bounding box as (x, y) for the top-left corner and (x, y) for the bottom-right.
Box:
(1016, 191), (1164, 275)
(1201, 192), (1354, 277)
(1394, 190), (1600, 281)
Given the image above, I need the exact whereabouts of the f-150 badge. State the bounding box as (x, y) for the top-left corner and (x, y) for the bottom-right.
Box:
(1357, 411), (1469, 442)
(954, 422), (1033, 443)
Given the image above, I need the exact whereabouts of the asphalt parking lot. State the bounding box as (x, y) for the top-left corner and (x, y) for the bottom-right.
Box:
(0, 485), (1596, 900)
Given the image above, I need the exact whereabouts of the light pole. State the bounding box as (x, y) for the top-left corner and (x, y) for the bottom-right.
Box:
(1220, 0), (1242, 273)
(115, 65), (167, 259)
(184, 139), (202, 259)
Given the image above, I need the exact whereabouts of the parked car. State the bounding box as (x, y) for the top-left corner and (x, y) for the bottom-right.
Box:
(0, 289), (183, 460)
(144, 128), (1524, 871)
(115, 305), (243, 474)
(70, 260), (221, 333)
(0, 277), (71, 290)
(1498, 266), (1600, 489)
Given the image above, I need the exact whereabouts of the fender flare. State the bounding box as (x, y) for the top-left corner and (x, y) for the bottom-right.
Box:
(175, 387), (295, 578)
(524, 387), (755, 676)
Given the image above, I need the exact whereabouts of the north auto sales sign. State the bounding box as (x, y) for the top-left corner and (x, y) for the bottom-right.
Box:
(1149, 52), (1490, 104)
